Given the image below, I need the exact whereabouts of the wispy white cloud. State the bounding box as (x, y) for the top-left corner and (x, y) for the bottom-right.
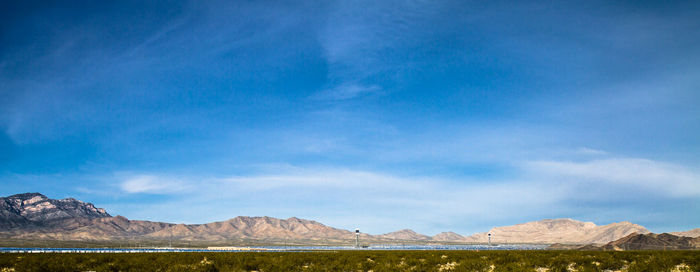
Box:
(314, 1), (444, 99)
(8, 152), (700, 234)
(311, 83), (382, 100)
(105, 167), (567, 234)
(104, 154), (700, 233)
(576, 147), (607, 155)
(120, 175), (190, 194)
(524, 158), (700, 197)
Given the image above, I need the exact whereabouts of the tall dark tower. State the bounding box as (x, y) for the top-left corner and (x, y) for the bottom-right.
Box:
(355, 228), (360, 248)
(488, 233), (492, 246)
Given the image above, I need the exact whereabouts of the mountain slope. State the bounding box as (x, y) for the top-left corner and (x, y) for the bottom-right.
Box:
(432, 231), (467, 242)
(0, 193), (110, 228)
(671, 228), (700, 238)
(144, 216), (355, 241)
(465, 218), (649, 244)
(0, 193), (356, 242)
(602, 233), (700, 250)
(2, 215), (355, 242)
(377, 229), (431, 240)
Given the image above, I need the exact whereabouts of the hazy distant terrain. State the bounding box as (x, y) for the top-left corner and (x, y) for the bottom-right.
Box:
(672, 228), (700, 238)
(3, 192), (695, 248)
(464, 218), (650, 244)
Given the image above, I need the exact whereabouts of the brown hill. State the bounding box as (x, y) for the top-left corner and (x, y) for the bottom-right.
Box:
(432, 231), (467, 242)
(1, 215), (173, 241)
(145, 216), (355, 241)
(377, 229), (431, 240)
(464, 218), (649, 244)
(1, 215), (356, 243)
(602, 233), (700, 250)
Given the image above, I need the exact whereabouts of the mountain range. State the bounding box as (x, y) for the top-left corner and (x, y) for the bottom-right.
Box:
(1, 193), (698, 246)
(600, 232), (700, 250)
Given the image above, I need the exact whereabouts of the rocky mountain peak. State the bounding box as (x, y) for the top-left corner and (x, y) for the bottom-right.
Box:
(9, 192), (47, 199)
(1, 193), (111, 226)
(9, 192), (48, 203)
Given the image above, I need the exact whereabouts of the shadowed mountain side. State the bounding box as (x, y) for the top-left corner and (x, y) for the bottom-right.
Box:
(0, 193), (109, 228)
(601, 233), (700, 250)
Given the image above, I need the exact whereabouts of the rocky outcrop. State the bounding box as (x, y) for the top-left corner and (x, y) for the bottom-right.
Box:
(0, 193), (110, 228)
(601, 233), (700, 250)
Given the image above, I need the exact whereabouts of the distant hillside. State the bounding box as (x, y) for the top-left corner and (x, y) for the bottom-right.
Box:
(2, 193), (695, 246)
(432, 231), (467, 242)
(671, 228), (700, 238)
(464, 218), (650, 244)
(0, 193), (356, 243)
(377, 229), (431, 241)
(602, 233), (700, 250)
(143, 216), (356, 241)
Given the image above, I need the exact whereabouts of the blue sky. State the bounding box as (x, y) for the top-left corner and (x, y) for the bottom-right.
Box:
(1, 0), (699, 235)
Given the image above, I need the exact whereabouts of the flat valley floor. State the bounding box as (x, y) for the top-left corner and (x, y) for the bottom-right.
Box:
(1, 250), (699, 271)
